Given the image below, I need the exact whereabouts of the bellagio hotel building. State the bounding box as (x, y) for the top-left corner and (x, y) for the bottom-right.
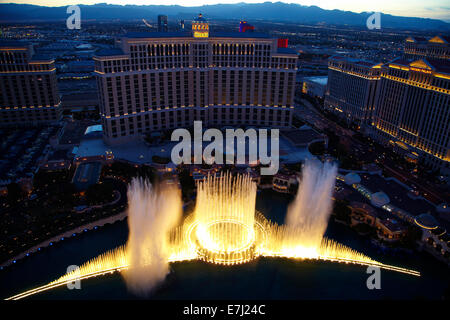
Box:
(94, 14), (298, 144)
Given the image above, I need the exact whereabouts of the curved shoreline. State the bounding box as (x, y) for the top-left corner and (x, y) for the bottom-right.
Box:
(0, 210), (128, 269)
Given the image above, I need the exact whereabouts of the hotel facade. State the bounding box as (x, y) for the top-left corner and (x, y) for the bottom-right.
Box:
(0, 41), (61, 127)
(94, 15), (298, 144)
(324, 56), (381, 126)
(324, 36), (449, 176)
(371, 57), (450, 175)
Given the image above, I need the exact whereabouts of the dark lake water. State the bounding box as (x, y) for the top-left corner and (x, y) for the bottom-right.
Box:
(1, 190), (449, 300)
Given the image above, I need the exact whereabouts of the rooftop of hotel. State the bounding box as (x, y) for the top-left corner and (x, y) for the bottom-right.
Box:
(0, 40), (30, 49)
(95, 33), (297, 57)
(388, 57), (450, 74)
(61, 92), (99, 103)
(121, 31), (273, 39)
(329, 55), (380, 68)
(406, 35), (450, 44)
(30, 53), (55, 62)
(0, 41), (56, 62)
(302, 76), (328, 85)
(275, 47), (297, 55)
(94, 48), (125, 57)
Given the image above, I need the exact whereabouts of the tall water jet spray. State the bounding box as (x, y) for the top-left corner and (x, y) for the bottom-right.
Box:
(284, 160), (338, 253)
(124, 177), (182, 296)
(195, 173), (256, 253)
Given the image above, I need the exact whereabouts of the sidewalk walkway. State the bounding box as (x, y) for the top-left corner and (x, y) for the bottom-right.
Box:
(1, 210), (128, 268)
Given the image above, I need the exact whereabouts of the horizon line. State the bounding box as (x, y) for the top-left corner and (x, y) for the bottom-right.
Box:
(1, 1), (450, 23)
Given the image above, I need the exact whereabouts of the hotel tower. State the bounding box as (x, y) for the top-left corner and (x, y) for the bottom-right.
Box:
(324, 36), (449, 176)
(324, 56), (381, 126)
(371, 35), (449, 175)
(371, 57), (450, 175)
(0, 41), (61, 127)
(94, 14), (298, 144)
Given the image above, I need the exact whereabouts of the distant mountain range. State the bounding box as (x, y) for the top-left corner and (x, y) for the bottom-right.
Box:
(0, 2), (449, 31)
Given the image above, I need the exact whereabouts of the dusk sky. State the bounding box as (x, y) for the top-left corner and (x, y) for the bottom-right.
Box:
(3, 0), (450, 22)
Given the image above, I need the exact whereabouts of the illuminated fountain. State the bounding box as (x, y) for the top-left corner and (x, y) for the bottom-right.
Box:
(193, 173), (258, 264)
(6, 164), (421, 300)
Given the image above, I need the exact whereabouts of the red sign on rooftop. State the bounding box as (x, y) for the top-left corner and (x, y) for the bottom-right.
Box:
(277, 39), (288, 48)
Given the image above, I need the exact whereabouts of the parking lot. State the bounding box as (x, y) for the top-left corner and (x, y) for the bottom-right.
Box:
(0, 126), (60, 184)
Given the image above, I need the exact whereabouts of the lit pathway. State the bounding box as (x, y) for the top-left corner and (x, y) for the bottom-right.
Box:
(0, 210), (127, 268)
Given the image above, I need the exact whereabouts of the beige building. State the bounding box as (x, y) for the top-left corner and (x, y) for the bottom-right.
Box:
(371, 58), (450, 176)
(94, 15), (298, 145)
(324, 56), (381, 125)
(0, 41), (61, 127)
(404, 35), (450, 62)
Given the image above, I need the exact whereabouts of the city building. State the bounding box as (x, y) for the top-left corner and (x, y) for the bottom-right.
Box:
(0, 41), (62, 127)
(40, 149), (73, 171)
(94, 14), (298, 145)
(324, 56), (381, 125)
(371, 57), (450, 176)
(348, 202), (408, 242)
(415, 213), (449, 262)
(404, 35), (450, 62)
(158, 15), (168, 32)
(301, 76), (328, 98)
(376, 218), (407, 242)
(272, 172), (298, 193)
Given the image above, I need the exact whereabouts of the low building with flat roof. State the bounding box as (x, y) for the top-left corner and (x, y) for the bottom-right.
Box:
(72, 161), (102, 190)
(301, 76), (328, 98)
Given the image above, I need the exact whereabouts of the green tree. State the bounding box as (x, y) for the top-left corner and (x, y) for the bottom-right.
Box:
(178, 168), (195, 200)
(6, 183), (25, 203)
(333, 200), (351, 224)
(401, 225), (423, 249)
(152, 155), (171, 164)
(85, 182), (115, 206)
(309, 141), (326, 156)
